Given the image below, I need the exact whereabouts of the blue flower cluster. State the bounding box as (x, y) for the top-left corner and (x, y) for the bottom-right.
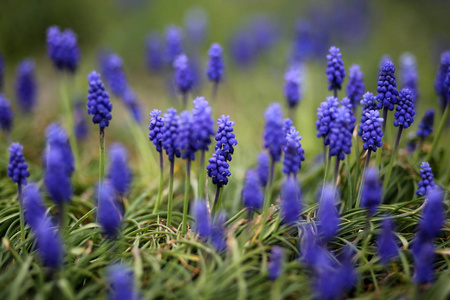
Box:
(107, 264), (137, 300)
(242, 169), (263, 211)
(394, 88), (415, 128)
(87, 71), (113, 129)
(329, 106), (353, 161)
(206, 149), (231, 188)
(23, 184), (47, 230)
(434, 51), (450, 104)
(176, 111), (197, 160)
(416, 162), (435, 197)
(316, 96), (339, 145)
(346, 64), (365, 110)
(108, 143), (132, 196)
(165, 25), (184, 64)
(268, 247), (284, 281)
(122, 87), (142, 123)
(173, 54), (194, 94)
(325, 46), (345, 91)
(97, 181), (122, 237)
(215, 115), (237, 161)
(149, 109), (165, 152)
(377, 217), (398, 265)
(283, 127), (305, 175)
(192, 97), (215, 151)
(263, 103), (285, 162)
(145, 32), (163, 72)
(207, 43), (224, 83)
(256, 152), (269, 187)
(400, 53), (418, 102)
(376, 61), (399, 111)
(192, 199), (212, 238)
(318, 184), (338, 241)
(99, 52), (128, 97)
(360, 167), (382, 215)
(416, 109), (434, 139)
(360, 110), (383, 152)
(284, 67), (301, 108)
(15, 59), (37, 113)
(0, 94), (13, 132)
(162, 108), (181, 162)
(8, 143), (30, 185)
(46, 26), (80, 72)
(281, 177), (302, 225)
(358, 92), (377, 136)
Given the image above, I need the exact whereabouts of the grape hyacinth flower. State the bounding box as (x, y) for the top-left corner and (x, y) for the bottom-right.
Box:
(291, 20), (314, 62)
(318, 184), (339, 242)
(107, 143), (132, 196)
(164, 25), (184, 64)
(121, 87), (142, 123)
(316, 96), (339, 146)
(23, 184), (46, 231)
(416, 109), (434, 140)
(360, 110), (384, 166)
(284, 67), (301, 110)
(99, 52), (128, 98)
(379, 55), (392, 71)
(281, 177), (302, 225)
(214, 115), (238, 162)
(300, 225), (324, 267)
(360, 167), (382, 215)
(346, 64), (365, 111)
(207, 149), (231, 212)
(377, 217), (399, 265)
(210, 212), (227, 252)
(358, 92), (377, 137)
(242, 169), (264, 214)
(97, 181), (122, 237)
(35, 217), (63, 269)
(107, 264), (138, 300)
(15, 59), (37, 113)
(283, 118), (293, 137)
(416, 162), (436, 197)
(45, 123), (75, 176)
(376, 61), (399, 132)
(229, 30), (255, 67)
(256, 152), (269, 187)
(192, 199), (212, 239)
(185, 8), (209, 46)
(149, 109), (165, 213)
(268, 247), (284, 281)
(173, 54), (194, 108)
(400, 53), (419, 102)
(0, 94), (13, 135)
(326, 46), (346, 96)
(207, 43), (224, 100)
(412, 239), (435, 284)
(417, 187), (444, 241)
(145, 32), (163, 72)
(282, 127), (305, 177)
(433, 51), (450, 112)
(74, 100), (89, 141)
(46, 26), (80, 72)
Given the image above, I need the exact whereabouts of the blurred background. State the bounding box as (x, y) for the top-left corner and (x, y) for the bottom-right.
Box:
(0, 0), (449, 207)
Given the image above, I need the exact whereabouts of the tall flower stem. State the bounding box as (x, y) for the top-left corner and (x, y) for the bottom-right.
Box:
(198, 150), (206, 199)
(364, 150), (372, 169)
(167, 160), (175, 228)
(153, 148), (164, 214)
(58, 202), (67, 236)
(18, 183), (25, 249)
(353, 137), (361, 194)
(60, 74), (79, 169)
(99, 127), (105, 185)
(375, 143), (382, 170)
(382, 107), (388, 135)
(259, 158), (275, 242)
(212, 185), (223, 216)
(333, 88), (337, 98)
(323, 152), (332, 188)
(425, 101), (449, 162)
(323, 144), (327, 164)
(182, 92), (188, 110)
(356, 150), (371, 209)
(333, 158), (340, 186)
(181, 159), (191, 234)
(384, 127), (403, 191)
(212, 81), (219, 103)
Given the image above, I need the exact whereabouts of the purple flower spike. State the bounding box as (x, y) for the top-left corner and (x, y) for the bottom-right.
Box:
(46, 26), (80, 72)
(346, 64), (365, 110)
(360, 110), (384, 152)
(326, 46), (346, 91)
(256, 152), (269, 187)
(97, 181), (122, 237)
(263, 103), (284, 162)
(162, 108), (181, 162)
(242, 169), (263, 211)
(99, 52), (128, 97)
(8, 143), (30, 186)
(173, 54), (194, 94)
(87, 71), (113, 129)
(434, 51), (450, 110)
(192, 97), (215, 152)
(207, 43), (224, 83)
(0, 94), (13, 133)
(329, 106), (354, 161)
(15, 59), (37, 113)
(358, 92), (378, 137)
(284, 67), (301, 108)
(164, 25), (184, 64)
(318, 184), (339, 241)
(35, 218), (63, 269)
(416, 162), (436, 197)
(215, 115), (237, 161)
(360, 167), (382, 215)
(23, 184), (46, 231)
(393, 88), (415, 129)
(108, 143), (132, 196)
(107, 264), (138, 300)
(376, 61), (399, 111)
(148, 109), (165, 152)
(176, 111), (197, 161)
(281, 177), (302, 225)
(377, 217), (399, 265)
(145, 32), (163, 72)
(192, 199), (212, 238)
(418, 187), (444, 241)
(210, 212), (227, 252)
(283, 127), (305, 176)
(412, 239), (435, 284)
(316, 96), (339, 145)
(207, 149), (231, 188)
(416, 109), (434, 139)
(268, 246), (284, 281)
(400, 53), (418, 102)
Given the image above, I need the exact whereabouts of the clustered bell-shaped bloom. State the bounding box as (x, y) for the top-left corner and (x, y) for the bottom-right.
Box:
(8, 143), (30, 185)
(215, 115), (237, 161)
(360, 167), (382, 215)
(108, 143), (132, 196)
(173, 54), (194, 94)
(46, 26), (80, 72)
(316, 96), (339, 145)
(318, 184), (339, 242)
(122, 87), (142, 123)
(326, 46), (346, 91)
(283, 118), (293, 137)
(23, 184), (47, 231)
(207, 43), (224, 83)
(97, 181), (122, 237)
(416, 109), (434, 139)
(377, 217), (399, 265)
(45, 123), (74, 174)
(393, 88), (415, 128)
(176, 111), (197, 160)
(433, 51), (450, 107)
(284, 67), (301, 108)
(149, 109), (165, 152)
(206, 149), (231, 188)
(0, 94), (13, 132)
(360, 110), (384, 152)
(346, 64), (365, 110)
(283, 127), (305, 175)
(99, 52), (128, 97)
(192, 199), (212, 238)
(145, 32), (163, 72)
(264, 103), (285, 162)
(242, 169), (263, 211)
(358, 92), (378, 136)
(268, 246), (284, 281)
(162, 108), (181, 162)
(192, 97), (215, 151)
(416, 162), (436, 197)
(281, 177), (302, 225)
(210, 212), (227, 252)
(400, 53), (419, 102)
(165, 25), (184, 64)
(256, 152), (269, 187)
(376, 61), (399, 111)
(229, 30), (255, 67)
(107, 264), (138, 300)
(300, 225), (324, 267)
(15, 59), (37, 113)
(87, 71), (113, 129)
(445, 66), (450, 96)
(35, 217), (64, 269)
(412, 239), (435, 284)
(329, 106), (353, 161)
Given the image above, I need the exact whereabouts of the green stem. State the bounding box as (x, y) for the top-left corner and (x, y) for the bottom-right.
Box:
(344, 158), (353, 212)
(99, 127), (105, 184)
(323, 150), (331, 187)
(425, 100), (449, 162)
(356, 150), (371, 209)
(212, 185), (223, 216)
(382, 107), (388, 136)
(60, 74), (79, 169)
(412, 138), (423, 165)
(198, 150), (206, 199)
(153, 148), (164, 214)
(259, 158), (275, 242)
(212, 81), (219, 103)
(333, 157), (340, 186)
(167, 160), (175, 228)
(18, 183), (25, 251)
(375, 144), (382, 171)
(182, 92), (188, 110)
(383, 127), (403, 192)
(181, 159), (191, 234)
(354, 137), (361, 195)
(58, 202), (67, 237)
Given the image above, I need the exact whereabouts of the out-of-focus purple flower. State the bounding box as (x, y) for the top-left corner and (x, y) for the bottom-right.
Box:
(393, 88), (415, 129)
(379, 55), (392, 71)
(23, 184), (46, 231)
(145, 32), (163, 72)
(318, 184), (339, 241)
(377, 217), (399, 265)
(300, 225), (324, 267)
(192, 97), (215, 152)
(162, 108), (181, 162)
(281, 177), (302, 225)
(417, 187), (444, 241)
(214, 115), (237, 161)
(360, 167), (382, 215)
(376, 61), (399, 111)
(361, 110), (384, 152)
(229, 30), (255, 67)
(400, 53), (419, 102)
(416, 162), (436, 197)
(358, 92), (377, 137)
(74, 100), (89, 141)
(8, 143), (30, 185)
(284, 67), (301, 108)
(412, 238), (435, 284)
(46, 26), (80, 72)
(107, 264), (138, 300)
(122, 87), (142, 123)
(291, 19), (314, 62)
(165, 25), (184, 64)
(283, 118), (293, 137)
(263, 103), (284, 162)
(207, 149), (231, 188)
(329, 106), (353, 161)
(35, 217), (63, 268)
(416, 109), (434, 139)
(326, 46), (346, 91)
(207, 43), (224, 83)
(176, 111), (197, 161)
(0, 94), (13, 132)
(192, 199), (211, 238)
(242, 169), (263, 211)
(346, 65), (364, 110)
(316, 96), (339, 145)
(283, 127), (305, 176)
(15, 59), (37, 113)
(268, 246), (283, 281)
(108, 143), (132, 196)
(149, 109), (164, 152)
(87, 71), (113, 129)
(434, 51), (450, 110)
(45, 123), (74, 175)
(210, 211), (227, 252)
(98, 52), (128, 97)
(249, 16), (278, 53)
(184, 8), (208, 46)
(256, 152), (269, 187)
(173, 54), (194, 94)
(97, 181), (122, 237)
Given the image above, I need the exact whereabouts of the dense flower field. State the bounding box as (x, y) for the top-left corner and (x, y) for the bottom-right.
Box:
(0, 10), (450, 300)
